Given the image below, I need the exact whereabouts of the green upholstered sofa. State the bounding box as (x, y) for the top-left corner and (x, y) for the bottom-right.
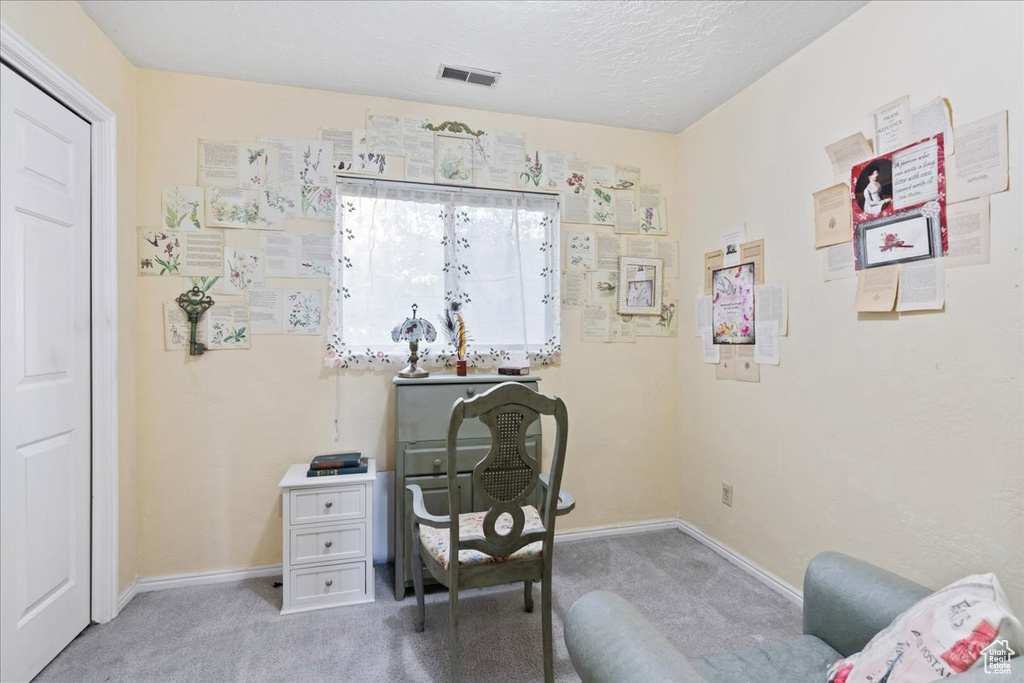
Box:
(564, 552), (1010, 683)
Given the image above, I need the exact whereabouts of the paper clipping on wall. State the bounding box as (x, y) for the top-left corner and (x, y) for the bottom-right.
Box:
(636, 300), (678, 338)
(823, 242), (856, 281)
(560, 272), (586, 308)
(587, 269), (618, 305)
(853, 264), (898, 312)
(703, 249), (724, 295)
(163, 302), (190, 351)
(870, 96), (912, 155)
(812, 183), (852, 248)
(581, 304), (610, 342)
(694, 295), (712, 338)
(637, 185), (667, 235)
(566, 231), (596, 270)
(476, 131), (525, 189)
(595, 233), (622, 270)
(248, 288), (324, 334)
(628, 238), (679, 279)
(946, 111), (1009, 203)
(220, 248), (266, 294)
(911, 97), (954, 154)
(204, 298), (250, 350)
(717, 346), (759, 382)
(754, 284), (788, 336)
(366, 111), (404, 156)
(206, 187), (281, 230)
(700, 327), (720, 364)
(162, 186), (204, 232)
(198, 139), (241, 187)
(944, 197), (990, 269)
(259, 232), (332, 278)
(138, 227), (224, 277)
(721, 225), (746, 267)
(589, 184), (616, 226)
(739, 239), (764, 285)
(317, 127), (355, 171)
(896, 259), (944, 312)
(753, 321), (780, 366)
(402, 117), (437, 183)
(825, 132), (873, 185)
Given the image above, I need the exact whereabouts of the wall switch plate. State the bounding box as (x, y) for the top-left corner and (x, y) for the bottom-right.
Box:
(722, 482), (733, 507)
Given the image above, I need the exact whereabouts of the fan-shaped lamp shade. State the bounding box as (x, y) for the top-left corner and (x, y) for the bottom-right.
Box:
(393, 304), (436, 378)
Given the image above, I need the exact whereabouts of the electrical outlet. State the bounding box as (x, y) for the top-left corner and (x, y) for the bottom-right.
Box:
(722, 482), (734, 507)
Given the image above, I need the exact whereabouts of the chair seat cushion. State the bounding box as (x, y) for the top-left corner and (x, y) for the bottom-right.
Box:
(418, 505), (544, 568)
(692, 634), (842, 683)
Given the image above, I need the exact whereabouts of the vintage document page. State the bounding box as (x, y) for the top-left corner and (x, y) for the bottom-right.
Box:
(581, 304), (611, 342)
(754, 284), (788, 336)
(897, 260), (944, 312)
(318, 127), (355, 171)
(587, 270), (618, 306)
(248, 288), (324, 334)
(945, 197), (990, 269)
(258, 233), (331, 278)
(754, 321), (780, 366)
(823, 242), (856, 281)
(700, 327), (720, 364)
(703, 250), (724, 294)
(825, 132), (873, 185)
(402, 117), (437, 183)
(220, 248), (267, 295)
(871, 96), (912, 155)
(203, 298), (250, 350)
(609, 315), (636, 343)
(566, 231), (596, 270)
(138, 228), (224, 277)
(813, 184), (853, 248)
(631, 239), (681, 279)
(721, 225), (746, 267)
(735, 347), (760, 382)
(162, 186), (205, 232)
(853, 265), (898, 312)
(694, 295), (712, 338)
(739, 239), (765, 285)
(912, 97), (954, 153)
(561, 272), (586, 308)
(636, 300), (679, 338)
(366, 111), (404, 156)
(946, 111), (1009, 203)
(716, 346), (737, 380)
(163, 302), (190, 351)
(477, 131), (525, 189)
(198, 139), (240, 187)
(596, 233), (622, 270)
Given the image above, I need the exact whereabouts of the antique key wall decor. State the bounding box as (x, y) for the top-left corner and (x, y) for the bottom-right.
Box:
(175, 286), (215, 356)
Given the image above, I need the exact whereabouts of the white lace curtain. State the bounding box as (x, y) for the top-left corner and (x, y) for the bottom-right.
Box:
(325, 181), (561, 370)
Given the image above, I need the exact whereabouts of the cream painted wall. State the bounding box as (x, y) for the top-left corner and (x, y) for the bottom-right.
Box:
(134, 70), (681, 577)
(674, 0), (1024, 613)
(0, 0), (138, 593)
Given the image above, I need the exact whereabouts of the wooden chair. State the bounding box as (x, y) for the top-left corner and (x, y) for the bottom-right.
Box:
(407, 381), (575, 683)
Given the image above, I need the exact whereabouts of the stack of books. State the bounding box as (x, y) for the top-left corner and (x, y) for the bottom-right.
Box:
(306, 452), (367, 477)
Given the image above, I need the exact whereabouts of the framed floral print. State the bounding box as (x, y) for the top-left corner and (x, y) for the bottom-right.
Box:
(616, 256), (663, 316)
(434, 132), (475, 186)
(711, 263), (755, 344)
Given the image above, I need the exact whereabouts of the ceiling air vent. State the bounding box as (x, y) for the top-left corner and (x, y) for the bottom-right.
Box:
(437, 64), (501, 88)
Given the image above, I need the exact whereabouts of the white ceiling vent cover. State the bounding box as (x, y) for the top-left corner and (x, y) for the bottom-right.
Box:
(437, 64), (501, 88)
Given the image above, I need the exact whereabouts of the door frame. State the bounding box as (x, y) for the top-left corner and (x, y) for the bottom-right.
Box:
(1, 24), (120, 624)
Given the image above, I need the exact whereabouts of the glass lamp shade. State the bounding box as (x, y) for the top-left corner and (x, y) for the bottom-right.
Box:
(391, 304), (437, 343)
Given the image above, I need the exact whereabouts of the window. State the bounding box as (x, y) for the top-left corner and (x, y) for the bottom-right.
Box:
(325, 181), (561, 369)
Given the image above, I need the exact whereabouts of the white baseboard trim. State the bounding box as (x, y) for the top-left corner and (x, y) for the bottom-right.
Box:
(676, 519), (803, 607)
(113, 517), (802, 613)
(554, 517), (681, 543)
(135, 564), (283, 594)
(116, 580), (138, 615)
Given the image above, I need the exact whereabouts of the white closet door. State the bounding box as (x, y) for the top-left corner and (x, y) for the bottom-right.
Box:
(0, 63), (92, 683)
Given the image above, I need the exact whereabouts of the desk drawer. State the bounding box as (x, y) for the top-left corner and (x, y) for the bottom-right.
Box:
(290, 523), (366, 565)
(289, 485), (365, 526)
(289, 562), (366, 607)
(396, 381), (540, 442)
(404, 437), (540, 477)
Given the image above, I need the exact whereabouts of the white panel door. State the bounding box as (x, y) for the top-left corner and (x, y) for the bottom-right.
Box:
(0, 63), (92, 683)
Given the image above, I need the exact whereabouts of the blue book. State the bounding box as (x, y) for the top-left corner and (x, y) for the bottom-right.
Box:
(306, 463), (367, 477)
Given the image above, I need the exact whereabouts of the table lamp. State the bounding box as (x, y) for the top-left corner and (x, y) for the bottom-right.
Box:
(392, 304), (437, 378)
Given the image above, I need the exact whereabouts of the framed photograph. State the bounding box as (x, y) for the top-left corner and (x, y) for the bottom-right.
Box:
(712, 263), (755, 345)
(617, 256), (663, 316)
(434, 132), (475, 186)
(854, 209), (939, 269)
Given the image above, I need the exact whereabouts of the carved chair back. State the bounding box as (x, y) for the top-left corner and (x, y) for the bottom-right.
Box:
(445, 382), (568, 567)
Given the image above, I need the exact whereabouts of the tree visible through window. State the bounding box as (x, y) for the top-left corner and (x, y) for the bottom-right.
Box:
(325, 182), (561, 370)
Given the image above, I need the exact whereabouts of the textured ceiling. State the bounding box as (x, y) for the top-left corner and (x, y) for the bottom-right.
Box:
(79, 0), (865, 133)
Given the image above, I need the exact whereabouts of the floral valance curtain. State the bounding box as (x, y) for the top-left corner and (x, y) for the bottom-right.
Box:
(325, 182), (560, 370)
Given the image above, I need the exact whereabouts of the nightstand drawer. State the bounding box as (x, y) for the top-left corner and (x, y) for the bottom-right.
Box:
(396, 382), (540, 442)
(289, 562), (366, 607)
(289, 485), (365, 526)
(290, 523), (366, 565)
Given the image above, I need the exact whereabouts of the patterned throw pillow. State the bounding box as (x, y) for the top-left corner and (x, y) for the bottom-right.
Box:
(826, 573), (1022, 683)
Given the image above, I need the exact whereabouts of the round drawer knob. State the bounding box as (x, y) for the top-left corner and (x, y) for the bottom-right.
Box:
(325, 578), (333, 587)
(466, 387), (475, 396)
(325, 540), (333, 548)
(433, 459), (442, 469)
(324, 500), (333, 509)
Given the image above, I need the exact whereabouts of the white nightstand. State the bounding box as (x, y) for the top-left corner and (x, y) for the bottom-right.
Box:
(278, 459), (375, 615)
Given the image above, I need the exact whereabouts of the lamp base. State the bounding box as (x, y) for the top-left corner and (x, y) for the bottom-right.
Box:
(397, 363), (430, 379)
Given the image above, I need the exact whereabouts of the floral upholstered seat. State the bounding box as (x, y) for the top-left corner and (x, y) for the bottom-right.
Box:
(418, 505), (545, 568)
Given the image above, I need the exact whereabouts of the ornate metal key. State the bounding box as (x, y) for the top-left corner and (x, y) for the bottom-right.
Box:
(175, 286), (215, 356)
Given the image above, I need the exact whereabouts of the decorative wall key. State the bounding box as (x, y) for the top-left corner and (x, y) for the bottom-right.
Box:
(175, 286), (215, 356)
